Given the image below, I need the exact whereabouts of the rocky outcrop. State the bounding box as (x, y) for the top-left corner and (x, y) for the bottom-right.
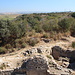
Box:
(52, 46), (67, 59)
(52, 46), (75, 61)
(25, 55), (49, 75)
(12, 55), (50, 75)
(1, 44), (75, 75)
(0, 52), (74, 75)
(52, 46), (75, 71)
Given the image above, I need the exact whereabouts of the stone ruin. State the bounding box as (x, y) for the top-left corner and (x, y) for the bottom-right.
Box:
(52, 46), (75, 62)
(52, 46), (75, 70)
(25, 55), (49, 75)
(1, 46), (75, 75)
(12, 55), (50, 75)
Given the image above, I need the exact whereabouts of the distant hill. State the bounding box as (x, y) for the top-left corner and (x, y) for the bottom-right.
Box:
(0, 14), (21, 20)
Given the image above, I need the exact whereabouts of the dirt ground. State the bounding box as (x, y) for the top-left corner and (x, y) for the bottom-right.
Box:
(0, 36), (75, 71)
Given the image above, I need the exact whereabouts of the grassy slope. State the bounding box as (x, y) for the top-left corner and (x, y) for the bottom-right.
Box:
(0, 14), (21, 20)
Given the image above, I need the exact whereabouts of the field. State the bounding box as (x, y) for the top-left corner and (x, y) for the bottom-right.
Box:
(0, 14), (21, 20)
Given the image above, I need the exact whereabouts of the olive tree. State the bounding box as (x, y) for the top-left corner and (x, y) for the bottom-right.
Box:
(58, 18), (71, 32)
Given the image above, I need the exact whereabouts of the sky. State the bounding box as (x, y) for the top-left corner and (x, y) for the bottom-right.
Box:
(0, 0), (75, 13)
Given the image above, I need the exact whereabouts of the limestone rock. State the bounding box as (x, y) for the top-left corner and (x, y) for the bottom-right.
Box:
(25, 55), (50, 75)
(52, 46), (75, 61)
(52, 46), (65, 59)
(25, 55), (48, 70)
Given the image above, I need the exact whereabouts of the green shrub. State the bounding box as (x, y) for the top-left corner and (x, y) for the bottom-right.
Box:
(42, 34), (49, 38)
(14, 39), (23, 48)
(5, 44), (12, 49)
(28, 30), (36, 37)
(71, 12), (75, 18)
(28, 38), (39, 46)
(0, 63), (6, 70)
(34, 25), (43, 33)
(58, 18), (71, 32)
(21, 43), (27, 48)
(72, 42), (75, 48)
(15, 43), (21, 48)
(46, 55), (52, 59)
(0, 47), (7, 54)
(15, 39), (23, 44)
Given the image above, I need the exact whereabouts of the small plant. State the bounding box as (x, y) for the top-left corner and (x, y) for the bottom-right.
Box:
(5, 44), (12, 49)
(42, 34), (49, 38)
(0, 63), (6, 70)
(46, 55), (52, 59)
(21, 43), (27, 48)
(72, 42), (75, 48)
(0, 47), (7, 54)
(28, 30), (35, 37)
(15, 43), (21, 48)
(15, 39), (23, 44)
(28, 38), (39, 46)
(71, 12), (75, 18)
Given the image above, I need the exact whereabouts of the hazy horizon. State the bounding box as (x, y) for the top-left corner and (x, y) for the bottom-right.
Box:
(0, 0), (75, 13)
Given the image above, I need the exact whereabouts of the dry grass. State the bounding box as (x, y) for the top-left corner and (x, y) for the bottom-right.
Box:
(0, 14), (21, 20)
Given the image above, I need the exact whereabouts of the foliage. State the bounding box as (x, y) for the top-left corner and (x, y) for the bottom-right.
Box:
(5, 44), (12, 49)
(34, 24), (43, 33)
(10, 22), (27, 38)
(69, 18), (75, 36)
(42, 33), (49, 38)
(0, 20), (10, 45)
(0, 12), (75, 54)
(71, 12), (75, 18)
(28, 38), (39, 46)
(42, 19), (58, 32)
(21, 43), (27, 48)
(72, 42), (75, 48)
(0, 63), (6, 70)
(46, 55), (52, 59)
(0, 47), (7, 54)
(15, 39), (23, 44)
(58, 18), (71, 32)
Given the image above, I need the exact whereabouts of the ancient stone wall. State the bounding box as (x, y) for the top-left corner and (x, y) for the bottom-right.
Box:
(52, 46), (75, 62)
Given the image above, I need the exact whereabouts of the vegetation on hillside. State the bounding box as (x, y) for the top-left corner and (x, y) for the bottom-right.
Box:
(0, 12), (75, 54)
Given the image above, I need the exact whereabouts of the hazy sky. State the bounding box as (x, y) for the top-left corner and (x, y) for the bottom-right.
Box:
(0, 0), (75, 13)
